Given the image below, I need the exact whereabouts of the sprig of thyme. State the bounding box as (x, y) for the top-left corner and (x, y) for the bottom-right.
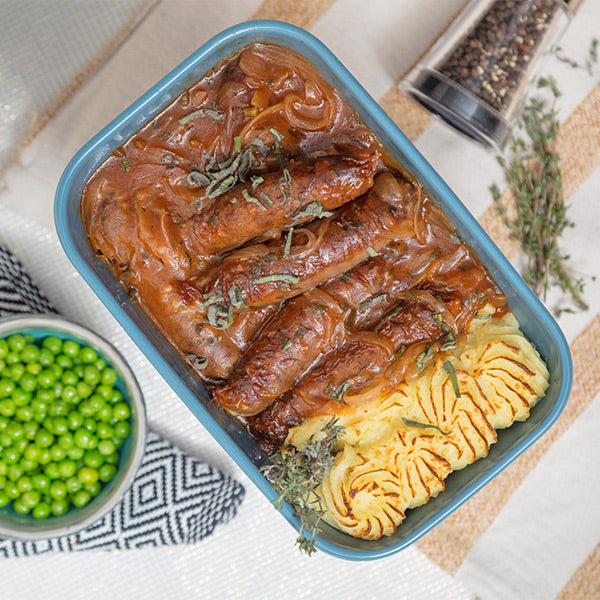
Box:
(260, 417), (343, 555)
(491, 76), (588, 315)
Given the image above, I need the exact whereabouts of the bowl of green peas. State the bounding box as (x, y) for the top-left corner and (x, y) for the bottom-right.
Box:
(0, 314), (146, 540)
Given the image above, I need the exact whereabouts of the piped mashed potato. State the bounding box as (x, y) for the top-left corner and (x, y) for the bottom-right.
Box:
(286, 309), (549, 540)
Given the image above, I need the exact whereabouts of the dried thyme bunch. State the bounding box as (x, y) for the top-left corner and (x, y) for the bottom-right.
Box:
(491, 76), (588, 315)
(261, 418), (343, 556)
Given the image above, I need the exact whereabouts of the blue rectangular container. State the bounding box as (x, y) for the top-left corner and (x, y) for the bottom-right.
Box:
(54, 20), (572, 560)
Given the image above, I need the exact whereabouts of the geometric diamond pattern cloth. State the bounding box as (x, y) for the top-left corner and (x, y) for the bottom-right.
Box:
(0, 244), (245, 556)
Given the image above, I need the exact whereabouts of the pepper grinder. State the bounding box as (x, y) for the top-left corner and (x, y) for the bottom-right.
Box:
(402, 0), (573, 150)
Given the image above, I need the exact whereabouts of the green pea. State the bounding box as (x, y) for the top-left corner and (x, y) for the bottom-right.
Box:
(35, 429), (54, 448)
(84, 481), (101, 497)
(83, 449), (104, 469)
(20, 344), (40, 364)
(77, 467), (98, 485)
(44, 463), (60, 480)
(0, 490), (9, 508)
(38, 349), (55, 367)
(15, 406), (34, 422)
(4, 353), (20, 366)
(83, 417), (97, 433)
(4, 481), (19, 499)
(0, 340), (8, 360)
(31, 473), (50, 492)
(42, 336), (62, 355)
(62, 340), (81, 358)
(49, 480), (67, 500)
(76, 381), (92, 399)
(19, 458), (38, 473)
(112, 403), (131, 421)
(56, 354), (72, 369)
(32, 501), (51, 519)
(98, 439), (116, 456)
(58, 459), (76, 478)
(2, 448), (19, 465)
(67, 446), (84, 461)
(79, 347), (97, 365)
(16, 476), (33, 493)
(0, 379), (15, 398)
(57, 433), (73, 450)
(13, 388), (32, 407)
(97, 404), (113, 423)
(50, 498), (69, 516)
(7, 421), (24, 441)
(71, 490), (91, 508)
(52, 417), (69, 436)
(9, 363), (25, 381)
(7, 334), (26, 353)
(98, 464), (117, 482)
(37, 449), (52, 465)
(61, 386), (78, 403)
(96, 423), (113, 440)
(37, 369), (56, 388)
(65, 476), (81, 494)
(23, 421), (38, 440)
(68, 411), (83, 430)
(49, 445), (66, 462)
(13, 498), (30, 514)
(0, 399), (15, 417)
(83, 366), (101, 386)
(25, 363), (42, 375)
(7, 464), (22, 481)
(21, 491), (41, 510)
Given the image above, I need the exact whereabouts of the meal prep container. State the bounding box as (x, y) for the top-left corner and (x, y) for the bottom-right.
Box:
(54, 20), (572, 560)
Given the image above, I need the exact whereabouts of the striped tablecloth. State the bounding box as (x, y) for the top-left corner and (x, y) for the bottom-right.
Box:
(1, 1), (599, 598)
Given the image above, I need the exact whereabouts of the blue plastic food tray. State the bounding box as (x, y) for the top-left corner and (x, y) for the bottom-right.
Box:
(54, 20), (572, 560)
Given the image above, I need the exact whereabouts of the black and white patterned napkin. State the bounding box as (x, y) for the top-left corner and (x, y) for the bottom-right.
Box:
(0, 245), (245, 556)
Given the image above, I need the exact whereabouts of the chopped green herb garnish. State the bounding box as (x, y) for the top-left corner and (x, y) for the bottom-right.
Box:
(207, 212), (220, 225)
(282, 338), (292, 351)
(234, 136), (242, 152)
(358, 293), (387, 312)
(206, 174), (237, 198)
(185, 354), (208, 372)
(228, 285), (245, 308)
(269, 127), (283, 145)
(366, 246), (379, 258)
(190, 198), (204, 211)
(206, 303), (234, 330)
(402, 418), (451, 436)
(441, 340), (457, 352)
(416, 346), (435, 373)
(252, 274), (300, 285)
(242, 188), (267, 211)
(283, 227), (294, 257)
(279, 168), (293, 205)
(178, 108), (224, 126)
(251, 175), (264, 190)
(251, 137), (270, 157)
(443, 361), (461, 398)
(121, 157), (130, 171)
(292, 201), (333, 222)
(259, 191), (274, 208)
(330, 361), (374, 402)
(202, 292), (225, 307)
